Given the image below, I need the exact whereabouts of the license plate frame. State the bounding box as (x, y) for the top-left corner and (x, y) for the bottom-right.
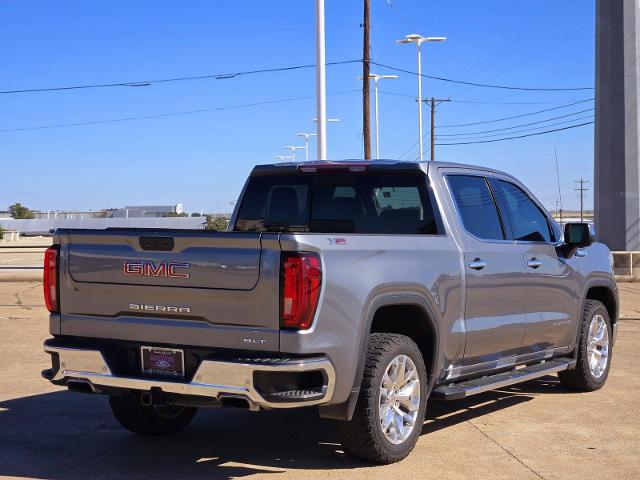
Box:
(141, 346), (185, 378)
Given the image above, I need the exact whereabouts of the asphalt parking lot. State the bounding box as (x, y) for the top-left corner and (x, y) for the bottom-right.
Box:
(0, 281), (639, 480)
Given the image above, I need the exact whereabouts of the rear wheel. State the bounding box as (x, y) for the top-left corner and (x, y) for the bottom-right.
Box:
(558, 299), (612, 391)
(338, 333), (428, 464)
(109, 392), (197, 435)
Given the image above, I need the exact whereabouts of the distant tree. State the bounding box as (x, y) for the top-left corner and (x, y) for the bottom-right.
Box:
(190, 212), (202, 217)
(0, 226), (4, 240)
(8, 203), (35, 219)
(164, 212), (189, 217)
(206, 216), (229, 231)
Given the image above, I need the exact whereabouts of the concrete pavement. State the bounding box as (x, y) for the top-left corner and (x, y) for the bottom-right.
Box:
(0, 282), (638, 479)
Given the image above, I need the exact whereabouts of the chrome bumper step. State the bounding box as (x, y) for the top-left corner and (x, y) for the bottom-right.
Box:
(43, 340), (336, 409)
(432, 358), (576, 401)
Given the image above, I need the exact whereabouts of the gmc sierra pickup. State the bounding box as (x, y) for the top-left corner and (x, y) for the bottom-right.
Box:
(42, 160), (618, 463)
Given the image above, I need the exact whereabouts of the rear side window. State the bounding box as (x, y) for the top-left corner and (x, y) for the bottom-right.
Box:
(234, 173), (444, 235)
(491, 180), (553, 242)
(447, 175), (505, 240)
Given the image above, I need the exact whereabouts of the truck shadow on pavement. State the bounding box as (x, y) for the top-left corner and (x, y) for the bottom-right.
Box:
(424, 375), (566, 434)
(0, 376), (567, 479)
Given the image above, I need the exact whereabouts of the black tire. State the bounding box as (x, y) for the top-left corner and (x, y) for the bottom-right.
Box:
(109, 392), (197, 435)
(558, 299), (613, 391)
(338, 333), (428, 464)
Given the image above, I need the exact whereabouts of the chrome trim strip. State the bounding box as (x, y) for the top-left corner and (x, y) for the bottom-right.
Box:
(44, 344), (336, 409)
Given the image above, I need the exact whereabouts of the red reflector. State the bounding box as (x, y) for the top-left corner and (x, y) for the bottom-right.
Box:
(281, 252), (322, 330)
(298, 162), (369, 173)
(43, 246), (59, 313)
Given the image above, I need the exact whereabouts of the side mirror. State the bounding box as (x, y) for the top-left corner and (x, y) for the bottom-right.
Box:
(559, 223), (594, 258)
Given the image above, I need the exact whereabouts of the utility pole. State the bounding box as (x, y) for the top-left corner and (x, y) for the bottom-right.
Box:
(362, 0), (371, 160)
(574, 178), (590, 222)
(315, 0), (327, 160)
(427, 97), (450, 161)
(554, 148), (563, 224)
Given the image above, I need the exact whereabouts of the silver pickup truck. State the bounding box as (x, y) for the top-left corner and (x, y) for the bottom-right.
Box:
(42, 160), (618, 463)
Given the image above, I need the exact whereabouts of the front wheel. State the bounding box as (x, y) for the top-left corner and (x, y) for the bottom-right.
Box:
(109, 392), (197, 435)
(558, 299), (613, 391)
(338, 333), (428, 464)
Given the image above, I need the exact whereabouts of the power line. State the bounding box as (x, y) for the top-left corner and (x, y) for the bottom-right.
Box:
(436, 121), (593, 146)
(438, 98), (594, 127)
(449, 99), (593, 105)
(398, 113), (593, 158)
(0, 90), (360, 133)
(2, 59), (594, 96)
(437, 114), (594, 141)
(0, 60), (362, 95)
(436, 108), (594, 137)
(370, 61), (594, 91)
(377, 90), (594, 105)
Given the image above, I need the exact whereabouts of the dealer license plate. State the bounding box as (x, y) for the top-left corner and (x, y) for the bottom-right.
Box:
(141, 346), (185, 378)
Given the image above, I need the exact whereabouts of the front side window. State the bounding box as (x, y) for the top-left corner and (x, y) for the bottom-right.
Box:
(447, 175), (505, 240)
(491, 180), (553, 242)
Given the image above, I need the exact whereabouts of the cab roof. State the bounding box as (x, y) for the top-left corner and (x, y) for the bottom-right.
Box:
(252, 159), (511, 177)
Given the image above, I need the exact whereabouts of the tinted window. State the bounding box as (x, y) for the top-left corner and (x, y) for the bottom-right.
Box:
(235, 173), (443, 235)
(492, 180), (553, 242)
(448, 175), (504, 240)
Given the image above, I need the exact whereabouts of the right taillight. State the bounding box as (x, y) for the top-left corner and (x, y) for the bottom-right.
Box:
(280, 252), (322, 330)
(43, 246), (59, 313)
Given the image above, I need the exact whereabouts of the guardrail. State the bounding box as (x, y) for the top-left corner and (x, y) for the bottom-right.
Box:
(611, 251), (640, 277)
(0, 245), (48, 270)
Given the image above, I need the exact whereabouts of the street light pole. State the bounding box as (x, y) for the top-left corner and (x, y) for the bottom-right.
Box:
(316, 0), (327, 160)
(297, 132), (317, 162)
(396, 34), (446, 161)
(416, 41), (423, 161)
(283, 145), (305, 162)
(359, 74), (399, 159)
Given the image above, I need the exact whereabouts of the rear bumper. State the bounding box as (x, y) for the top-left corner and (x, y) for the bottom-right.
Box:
(43, 340), (336, 409)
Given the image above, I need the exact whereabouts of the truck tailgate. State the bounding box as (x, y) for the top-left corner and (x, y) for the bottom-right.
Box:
(55, 229), (282, 351)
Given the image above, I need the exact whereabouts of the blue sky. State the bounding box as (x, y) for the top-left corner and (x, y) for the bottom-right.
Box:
(1, 0), (594, 213)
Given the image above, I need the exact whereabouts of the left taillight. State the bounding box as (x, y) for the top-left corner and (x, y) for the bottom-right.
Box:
(43, 246), (59, 313)
(280, 252), (322, 330)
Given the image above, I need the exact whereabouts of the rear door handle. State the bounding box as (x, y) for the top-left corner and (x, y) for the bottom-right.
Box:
(468, 258), (487, 270)
(527, 258), (542, 269)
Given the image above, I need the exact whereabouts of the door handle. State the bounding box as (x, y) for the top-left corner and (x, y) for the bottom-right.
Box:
(468, 258), (487, 270)
(527, 258), (542, 269)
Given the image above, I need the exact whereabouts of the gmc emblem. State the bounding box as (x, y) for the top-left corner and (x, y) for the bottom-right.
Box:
(123, 261), (190, 279)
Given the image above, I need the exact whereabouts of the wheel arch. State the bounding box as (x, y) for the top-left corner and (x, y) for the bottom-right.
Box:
(585, 285), (618, 325)
(571, 277), (619, 356)
(319, 290), (441, 421)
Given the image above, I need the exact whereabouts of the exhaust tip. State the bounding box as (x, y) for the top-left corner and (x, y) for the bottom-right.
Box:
(67, 380), (97, 394)
(219, 395), (258, 411)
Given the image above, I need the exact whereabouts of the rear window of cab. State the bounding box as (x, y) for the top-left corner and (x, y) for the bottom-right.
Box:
(234, 173), (444, 235)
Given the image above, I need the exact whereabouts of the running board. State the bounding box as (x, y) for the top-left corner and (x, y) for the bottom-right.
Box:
(431, 358), (576, 401)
